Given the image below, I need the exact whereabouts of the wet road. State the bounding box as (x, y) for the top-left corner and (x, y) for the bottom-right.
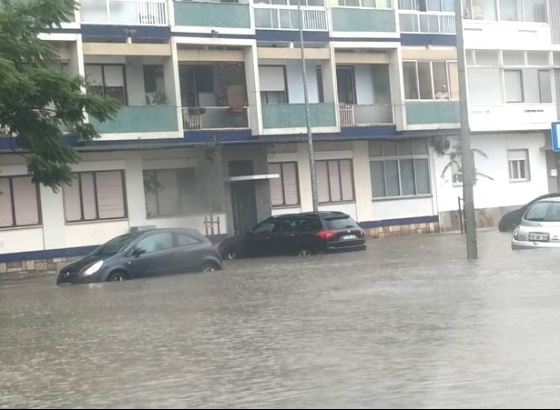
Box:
(2, 230), (560, 409)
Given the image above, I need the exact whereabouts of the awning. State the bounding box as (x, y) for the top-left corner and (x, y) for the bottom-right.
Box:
(224, 174), (280, 182)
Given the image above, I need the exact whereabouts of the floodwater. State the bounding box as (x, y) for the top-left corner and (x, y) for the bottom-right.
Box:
(2, 230), (560, 409)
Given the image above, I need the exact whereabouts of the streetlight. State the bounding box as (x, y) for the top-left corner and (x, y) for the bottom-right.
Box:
(297, 0), (319, 212)
(454, 0), (478, 260)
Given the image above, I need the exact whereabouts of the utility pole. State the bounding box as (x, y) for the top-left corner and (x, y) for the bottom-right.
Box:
(455, 0), (478, 259)
(297, 0), (319, 212)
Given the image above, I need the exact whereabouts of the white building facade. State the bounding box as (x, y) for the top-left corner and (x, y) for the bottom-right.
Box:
(1, 0), (559, 272)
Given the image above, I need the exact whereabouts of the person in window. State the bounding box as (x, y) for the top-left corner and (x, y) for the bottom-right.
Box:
(435, 85), (449, 100)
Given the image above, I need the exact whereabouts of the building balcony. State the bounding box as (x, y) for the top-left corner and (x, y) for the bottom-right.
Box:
(80, 0), (169, 26)
(468, 103), (557, 132)
(182, 107), (249, 130)
(331, 7), (395, 32)
(254, 4), (328, 30)
(339, 104), (394, 126)
(405, 101), (460, 127)
(399, 11), (455, 34)
(90, 105), (179, 134)
(262, 103), (336, 129)
(173, 0), (251, 28)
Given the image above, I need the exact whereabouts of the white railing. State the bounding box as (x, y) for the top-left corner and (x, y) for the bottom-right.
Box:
(182, 107), (249, 130)
(80, 0), (169, 26)
(254, 5), (328, 30)
(339, 104), (394, 126)
(399, 11), (455, 34)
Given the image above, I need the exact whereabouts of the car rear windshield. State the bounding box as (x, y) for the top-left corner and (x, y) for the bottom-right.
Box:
(325, 216), (359, 230)
(525, 201), (560, 222)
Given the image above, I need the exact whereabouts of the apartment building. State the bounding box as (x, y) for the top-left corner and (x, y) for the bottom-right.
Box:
(0, 0), (558, 271)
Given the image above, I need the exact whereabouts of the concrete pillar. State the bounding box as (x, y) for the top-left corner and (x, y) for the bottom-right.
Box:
(352, 140), (373, 223)
(389, 48), (406, 131)
(245, 45), (262, 135)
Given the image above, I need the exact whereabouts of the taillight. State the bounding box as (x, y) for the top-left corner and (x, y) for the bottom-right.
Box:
(315, 230), (337, 240)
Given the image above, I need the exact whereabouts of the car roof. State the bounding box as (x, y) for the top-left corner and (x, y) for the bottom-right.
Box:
(535, 195), (560, 203)
(136, 227), (203, 235)
(272, 211), (350, 219)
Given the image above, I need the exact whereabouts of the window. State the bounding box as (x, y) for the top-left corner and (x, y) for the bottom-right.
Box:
(0, 176), (41, 228)
(252, 217), (276, 234)
(259, 66), (288, 104)
(499, 0), (547, 21)
(85, 64), (127, 105)
(316, 66), (325, 103)
(337, 67), (357, 104)
(143, 168), (204, 218)
(144, 65), (166, 104)
(269, 162), (300, 207)
(63, 171), (127, 222)
(504, 70), (524, 102)
(402, 61), (458, 100)
(136, 233), (174, 254)
(177, 233), (200, 246)
(526, 201), (560, 222)
(508, 150), (530, 182)
(538, 70), (552, 103)
(316, 159), (355, 203)
(370, 140), (431, 198)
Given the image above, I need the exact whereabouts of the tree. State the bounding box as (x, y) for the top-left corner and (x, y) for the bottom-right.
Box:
(0, 0), (119, 190)
(434, 137), (494, 184)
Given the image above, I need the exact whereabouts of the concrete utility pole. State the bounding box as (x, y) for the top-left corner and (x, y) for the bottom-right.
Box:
(454, 0), (478, 260)
(297, 0), (319, 212)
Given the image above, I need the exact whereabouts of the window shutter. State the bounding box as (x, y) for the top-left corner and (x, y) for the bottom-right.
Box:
(269, 164), (284, 206)
(328, 161), (342, 202)
(0, 179), (13, 227)
(97, 171), (126, 219)
(63, 176), (82, 222)
(259, 66), (286, 91)
(283, 163), (299, 206)
(81, 173), (97, 220)
(340, 160), (354, 201)
(316, 161), (330, 203)
(12, 177), (39, 226)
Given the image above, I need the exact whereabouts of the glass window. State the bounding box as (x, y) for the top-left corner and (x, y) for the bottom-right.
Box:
(539, 70), (552, 103)
(177, 234), (200, 246)
(298, 217), (322, 232)
(504, 70), (524, 103)
(370, 140), (431, 198)
(316, 159), (355, 203)
(525, 201), (560, 222)
(252, 218), (276, 234)
(500, 0), (520, 21)
(418, 62), (433, 100)
(0, 176), (41, 228)
(269, 162), (300, 207)
(432, 62), (449, 99)
(403, 62), (419, 100)
(136, 233), (174, 254)
(63, 171), (127, 222)
(508, 150), (530, 182)
(85, 64), (127, 105)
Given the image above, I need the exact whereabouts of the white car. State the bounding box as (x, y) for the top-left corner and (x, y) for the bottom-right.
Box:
(512, 195), (560, 250)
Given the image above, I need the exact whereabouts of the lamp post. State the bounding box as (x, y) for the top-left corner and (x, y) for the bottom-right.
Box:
(454, 0), (478, 259)
(297, 0), (319, 212)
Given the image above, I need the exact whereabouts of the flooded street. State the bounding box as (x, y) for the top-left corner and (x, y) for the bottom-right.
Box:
(3, 230), (560, 409)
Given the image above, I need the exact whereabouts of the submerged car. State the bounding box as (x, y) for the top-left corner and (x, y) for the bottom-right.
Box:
(218, 211), (367, 259)
(499, 193), (558, 232)
(512, 195), (560, 250)
(57, 228), (222, 285)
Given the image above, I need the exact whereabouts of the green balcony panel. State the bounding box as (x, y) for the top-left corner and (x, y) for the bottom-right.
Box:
(332, 8), (395, 32)
(405, 101), (460, 125)
(90, 106), (179, 134)
(263, 104), (337, 129)
(174, 2), (251, 28)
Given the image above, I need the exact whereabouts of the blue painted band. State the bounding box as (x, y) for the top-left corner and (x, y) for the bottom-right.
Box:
(0, 246), (97, 264)
(359, 215), (439, 229)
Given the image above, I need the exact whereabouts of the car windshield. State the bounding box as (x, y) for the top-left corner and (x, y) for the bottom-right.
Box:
(326, 216), (359, 230)
(525, 201), (560, 222)
(92, 234), (140, 256)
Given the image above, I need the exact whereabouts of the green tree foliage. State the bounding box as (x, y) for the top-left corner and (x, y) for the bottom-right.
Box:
(0, 0), (119, 190)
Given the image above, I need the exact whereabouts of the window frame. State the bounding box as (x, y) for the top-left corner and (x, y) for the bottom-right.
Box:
(370, 140), (432, 199)
(504, 69), (525, 103)
(0, 175), (42, 229)
(316, 159), (356, 204)
(508, 149), (530, 182)
(402, 60), (458, 101)
(269, 162), (301, 208)
(143, 168), (199, 219)
(63, 170), (128, 223)
(259, 65), (289, 104)
(85, 64), (128, 106)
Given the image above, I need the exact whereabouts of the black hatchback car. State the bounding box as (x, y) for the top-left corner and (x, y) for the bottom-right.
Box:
(218, 212), (366, 259)
(57, 228), (223, 285)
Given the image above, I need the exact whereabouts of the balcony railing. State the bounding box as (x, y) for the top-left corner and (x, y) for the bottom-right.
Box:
(262, 103), (336, 129)
(339, 104), (394, 126)
(182, 107), (249, 130)
(80, 0), (169, 26)
(399, 11), (455, 34)
(90, 106), (179, 134)
(254, 5), (328, 30)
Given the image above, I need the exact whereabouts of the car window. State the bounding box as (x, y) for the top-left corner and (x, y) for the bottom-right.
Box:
(176, 233), (200, 246)
(273, 218), (297, 233)
(298, 217), (322, 232)
(252, 218), (275, 234)
(136, 233), (174, 254)
(525, 201), (560, 222)
(325, 216), (359, 230)
(93, 233), (140, 256)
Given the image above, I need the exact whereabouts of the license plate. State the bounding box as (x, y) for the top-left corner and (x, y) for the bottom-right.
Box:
(342, 235), (357, 240)
(529, 233), (550, 242)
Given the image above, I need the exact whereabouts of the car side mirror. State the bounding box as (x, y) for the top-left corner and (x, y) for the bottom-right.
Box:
(133, 248), (146, 258)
